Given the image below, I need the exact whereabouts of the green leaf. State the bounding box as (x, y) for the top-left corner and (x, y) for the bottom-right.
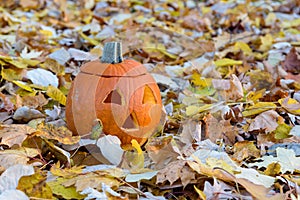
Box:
(17, 171), (53, 199)
(274, 123), (291, 139)
(47, 177), (86, 199)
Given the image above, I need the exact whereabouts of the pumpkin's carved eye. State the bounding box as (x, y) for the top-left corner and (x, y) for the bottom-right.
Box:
(122, 112), (138, 129)
(143, 85), (156, 104)
(103, 90), (122, 105)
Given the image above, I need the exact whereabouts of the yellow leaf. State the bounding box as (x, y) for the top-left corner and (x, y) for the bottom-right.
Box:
(127, 139), (145, 172)
(1, 68), (23, 81)
(79, 32), (99, 46)
(259, 34), (273, 52)
(12, 80), (33, 92)
(39, 29), (53, 37)
(186, 104), (213, 116)
(50, 163), (83, 178)
(191, 74), (212, 87)
(46, 85), (66, 105)
(186, 105), (199, 116)
(246, 89), (266, 102)
(8, 59), (28, 69)
(215, 58), (243, 67)
(234, 41), (252, 54)
(265, 12), (276, 26)
(131, 139), (142, 155)
(242, 102), (277, 117)
(282, 18), (300, 28)
(21, 58), (40, 66)
(278, 97), (300, 115)
(194, 185), (206, 200)
(264, 162), (281, 176)
(206, 157), (235, 174)
(274, 123), (291, 139)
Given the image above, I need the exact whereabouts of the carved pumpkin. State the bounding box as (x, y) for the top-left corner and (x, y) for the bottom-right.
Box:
(65, 42), (162, 149)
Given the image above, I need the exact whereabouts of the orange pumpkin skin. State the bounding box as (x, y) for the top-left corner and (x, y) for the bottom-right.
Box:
(66, 58), (162, 149)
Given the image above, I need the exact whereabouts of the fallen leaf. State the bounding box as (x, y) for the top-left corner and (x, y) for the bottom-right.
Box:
(96, 135), (124, 166)
(26, 68), (59, 87)
(232, 141), (260, 162)
(236, 167), (275, 188)
(146, 136), (182, 169)
(46, 85), (67, 105)
(278, 97), (300, 115)
(242, 102), (277, 117)
(215, 58), (243, 67)
(274, 123), (291, 139)
(0, 164), (34, 193)
(17, 171), (53, 199)
(125, 171), (157, 183)
(35, 123), (80, 145)
(47, 177), (86, 199)
(0, 148), (40, 169)
(248, 110), (280, 132)
(13, 106), (45, 122)
(248, 147), (300, 173)
(156, 160), (195, 187)
(283, 47), (300, 73)
(20, 47), (42, 59)
(48, 48), (71, 65)
(0, 190), (29, 200)
(0, 124), (35, 147)
(203, 178), (234, 200)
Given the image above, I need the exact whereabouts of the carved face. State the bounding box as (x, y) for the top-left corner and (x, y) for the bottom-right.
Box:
(65, 60), (162, 149)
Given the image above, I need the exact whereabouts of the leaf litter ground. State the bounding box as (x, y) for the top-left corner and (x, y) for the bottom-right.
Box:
(0, 0), (300, 199)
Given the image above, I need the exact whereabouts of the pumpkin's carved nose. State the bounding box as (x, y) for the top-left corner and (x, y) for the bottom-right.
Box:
(122, 112), (138, 130)
(103, 90), (122, 105)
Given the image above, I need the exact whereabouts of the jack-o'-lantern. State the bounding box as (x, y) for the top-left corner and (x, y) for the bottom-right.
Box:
(65, 42), (162, 149)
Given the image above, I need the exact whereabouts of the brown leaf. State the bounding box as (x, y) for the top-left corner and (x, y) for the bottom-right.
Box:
(204, 114), (237, 145)
(34, 123), (80, 145)
(283, 47), (300, 74)
(0, 92), (14, 112)
(212, 74), (243, 101)
(0, 148), (40, 169)
(0, 124), (35, 147)
(156, 160), (190, 186)
(179, 119), (202, 144)
(248, 110), (280, 133)
(22, 92), (48, 109)
(181, 11), (207, 32)
(146, 136), (182, 169)
(232, 141), (260, 162)
(237, 178), (285, 200)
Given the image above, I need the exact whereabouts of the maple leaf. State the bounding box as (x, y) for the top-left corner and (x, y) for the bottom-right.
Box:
(34, 123), (80, 145)
(248, 110), (280, 133)
(203, 178), (234, 199)
(156, 160), (196, 187)
(17, 171), (52, 199)
(20, 46), (42, 59)
(249, 148), (300, 174)
(0, 124), (35, 147)
(0, 147), (40, 169)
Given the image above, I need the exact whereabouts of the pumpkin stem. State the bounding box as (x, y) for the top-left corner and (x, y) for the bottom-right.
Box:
(101, 42), (124, 64)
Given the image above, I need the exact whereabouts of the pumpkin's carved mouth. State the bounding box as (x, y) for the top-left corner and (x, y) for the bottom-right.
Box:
(121, 112), (139, 131)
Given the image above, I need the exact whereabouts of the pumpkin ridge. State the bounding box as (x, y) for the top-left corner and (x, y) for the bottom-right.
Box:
(80, 70), (147, 78)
